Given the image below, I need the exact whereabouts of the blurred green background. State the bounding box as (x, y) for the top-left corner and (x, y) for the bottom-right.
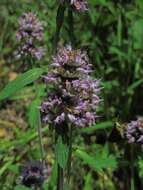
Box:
(0, 0), (143, 189)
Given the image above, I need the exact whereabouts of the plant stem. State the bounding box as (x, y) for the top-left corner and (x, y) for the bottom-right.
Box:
(54, 4), (66, 51)
(57, 164), (64, 190)
(30, 58), (45, 164)
(131, 145), (135, 190)
(54, 4), (66, 190)
(34, 80), (45, 164)
(67, 9), (76, 46)
(37, 105), (45, 163)
(67, 124), (72, 183)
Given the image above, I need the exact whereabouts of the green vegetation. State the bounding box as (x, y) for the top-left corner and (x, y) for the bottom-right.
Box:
(0, 0), (143, 189)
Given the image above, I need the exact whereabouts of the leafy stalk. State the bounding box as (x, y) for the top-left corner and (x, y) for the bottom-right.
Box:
(54, 4), (66, 50)
(131, 145), (135, 190)
(30, 58), (45, 164)
(67, 124), (73, 183)
(67, 9), (76, 46)
(57, 164), (64, 190)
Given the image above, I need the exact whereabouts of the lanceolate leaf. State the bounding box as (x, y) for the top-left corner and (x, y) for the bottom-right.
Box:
(76, 149), (117, 171)
(28, 98), (41, 128)
(83, 173), (93, 190)
(81, 121), (114, 134)
(55, 136), (69, 169)
(0, 68), (44, 101)
(15, 185), (31, 190)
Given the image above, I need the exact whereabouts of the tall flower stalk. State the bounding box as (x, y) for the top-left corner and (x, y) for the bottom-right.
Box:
(126, 117), (143, 190)
(16, 13), (45, 60)
(40, 1), (100, 189)
(40, 45), (101, 189)
(16, 12), (45, 166)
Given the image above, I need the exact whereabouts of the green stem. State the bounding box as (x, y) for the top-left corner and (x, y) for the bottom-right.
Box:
(55, 130), (64, 190)
(131, 145), (135, 190)
(37, 104), (45, 163)
(33, 80), (45, 164)
(54, 4), (66, 190)
(67, 9), (76, 46)
(57, 164), (64, 190)
(67, 125), (72, 183)
(54, 4), (66, 51)
(30, 58), (45, 164)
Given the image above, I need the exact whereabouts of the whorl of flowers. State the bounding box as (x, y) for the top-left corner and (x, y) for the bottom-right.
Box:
(21, 161), (44, 188)
(16, 12), (45, 60)
(60, 0), (88, 12)
(126, 117), (143, 145)
(40, 45), (101, 128)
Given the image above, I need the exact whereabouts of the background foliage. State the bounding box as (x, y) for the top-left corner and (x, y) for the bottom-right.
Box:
(0, 0), (143, 189)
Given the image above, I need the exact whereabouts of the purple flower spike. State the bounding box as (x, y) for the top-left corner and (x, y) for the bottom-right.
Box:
(126, 117), (143, 146)
(40, 45), (101, 128)
(16, 12), (45, 60)
(21, 161), (44, 188)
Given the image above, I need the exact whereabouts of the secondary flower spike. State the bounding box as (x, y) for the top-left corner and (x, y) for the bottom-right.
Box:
(40, 45), (101, 128)
(60, 0), (88, 12)
(16, 12), (45, 60)
(21, 161), (44, 188)
(126, 117), (143, 145)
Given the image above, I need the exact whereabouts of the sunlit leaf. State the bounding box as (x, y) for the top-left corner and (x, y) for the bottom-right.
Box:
(0, 68), (44, 101)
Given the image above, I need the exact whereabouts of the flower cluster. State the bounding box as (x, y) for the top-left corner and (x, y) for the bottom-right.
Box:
(21, 161), (44, 188)
(126, 117), (143, 145)
(16, 12), (45, 60)
(40, 45), (101, 128)
(60, 0), (88, 12)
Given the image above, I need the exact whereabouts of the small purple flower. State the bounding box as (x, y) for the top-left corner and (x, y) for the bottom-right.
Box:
(21, 161), (44, 188)
(60, 0), (88, 12)
(40, 45), (101, 128)
(68, 114), (76, 123)
(16, 12), (45, 60)
(126, 117), (143, 145)
(55, 113), (65, 124)
(70, 0), (88, 12)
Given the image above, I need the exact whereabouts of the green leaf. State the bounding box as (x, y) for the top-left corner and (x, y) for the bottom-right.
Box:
(15, 185), (32, 190)
(81, 121), (114, 134)
(8, 164), (19, 174)
(130, 19), (143, 49)
(127, 79), (143, 95)
(83, 173), (93, 190)
(0, 68), (44, 101)
(55, 136), (69, 169)
(48, 161), (58, 188)
(76, 149), (117, 171)
(137, 0), (143, 9)
(0, 159), (14, 176)
(109, 46), (126, 58)
(28, 98), (41, 128)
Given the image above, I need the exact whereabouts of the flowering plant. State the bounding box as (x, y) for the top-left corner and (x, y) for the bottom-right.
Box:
(16, 12), (45, 60)
(40, 45), (101, 128)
